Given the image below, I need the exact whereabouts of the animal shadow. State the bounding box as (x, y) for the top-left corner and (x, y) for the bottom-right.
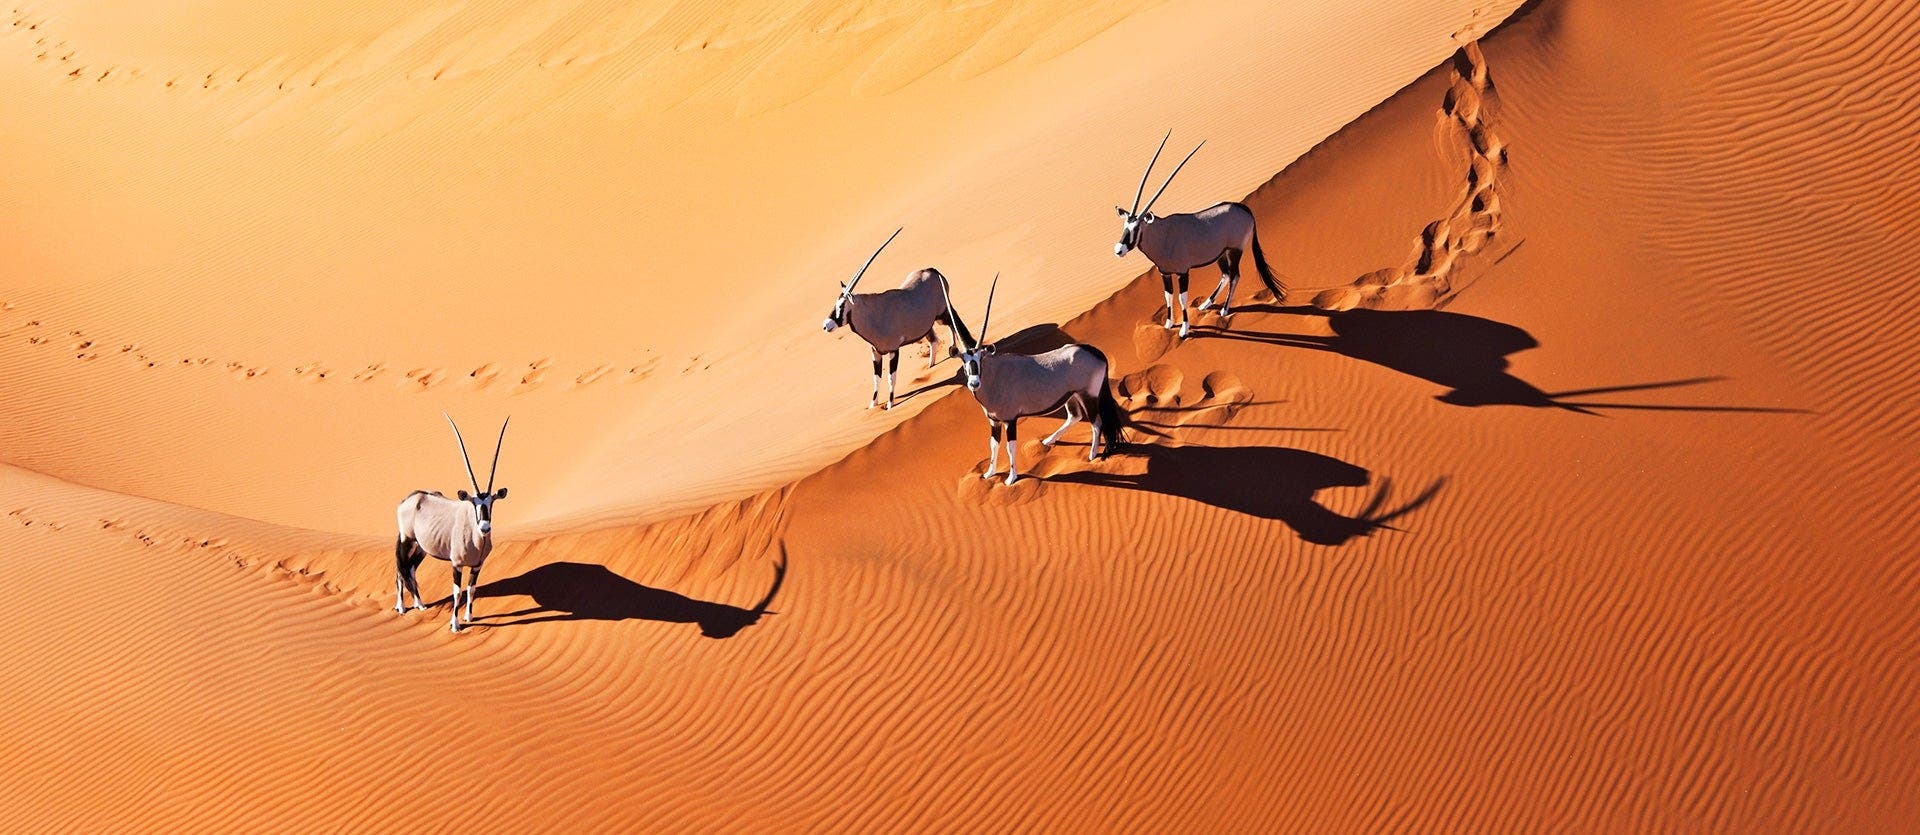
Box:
(1208, 307), (1799, 414)
(477, 554), (785, 638)
(994, 323), (1076, 354)
(1053, 443), (1444, 545)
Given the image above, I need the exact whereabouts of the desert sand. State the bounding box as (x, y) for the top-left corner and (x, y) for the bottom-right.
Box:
(4, 0), (1919, 830)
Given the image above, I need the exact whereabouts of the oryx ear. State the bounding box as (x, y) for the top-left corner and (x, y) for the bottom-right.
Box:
(1115, 206), (1129, 217)
(493, 488), (509, 499)
(839, 281), (847, 291)
(457, 490), (471, 500)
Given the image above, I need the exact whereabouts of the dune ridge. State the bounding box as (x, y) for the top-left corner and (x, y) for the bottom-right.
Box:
(5, 0), (1920, 831)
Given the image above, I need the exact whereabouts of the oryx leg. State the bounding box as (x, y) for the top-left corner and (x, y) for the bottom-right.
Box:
(926, 329), (940, 370)
(393, 536), (409, 613)
(1219, 250), (1244, 319)
(1004, 419), (1020, 485)
(983, 418), (1001, 480)
(1043, 398), (1079, 446)
(449, 566), (464, 633)
(868, 350), (882, 409)
(1160, 272), (1177, 329)
(886, 351), (900, 409)
(1176, 272), (1192, 338)
(1083, 392), (1103, 461)
(465, 566), (479, 622)
(1198, 257), (1230, 312)
(404, 552), (425, 610)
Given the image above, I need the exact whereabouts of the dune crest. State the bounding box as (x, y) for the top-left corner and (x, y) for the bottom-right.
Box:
(1314, 39), (1511, 311)
(5, 0), (1920, 831)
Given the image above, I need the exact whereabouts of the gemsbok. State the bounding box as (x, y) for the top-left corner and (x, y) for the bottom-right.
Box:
(395, 413), (510, 633)
(1114, 132), (1285, 337)
(942, 275), (1123, 485)
(821, 228), (975, 409)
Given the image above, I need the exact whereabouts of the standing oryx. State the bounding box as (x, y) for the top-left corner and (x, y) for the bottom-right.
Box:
(942, 275), (1123, 485)
(395, 413), (510, 633)
(821, 228), (975, 409)
(1114, 132), (1285, 337)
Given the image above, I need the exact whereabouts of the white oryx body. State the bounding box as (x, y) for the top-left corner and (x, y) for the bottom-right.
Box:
(943, 276), (1123, 485)
(822, 229), (974, 409)
(1114, 133), (1285, 337)
(395, 414), (510, 632)
(396, 491), (491, 569)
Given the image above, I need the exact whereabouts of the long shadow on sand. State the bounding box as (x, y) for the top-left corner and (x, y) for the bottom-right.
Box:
(475, 556), (785, 638)
(1052, 444), (1445, 546)
(1202, 307), (1802, 415)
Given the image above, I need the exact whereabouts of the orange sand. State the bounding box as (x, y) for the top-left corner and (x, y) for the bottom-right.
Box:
(4, 0), (1919, 830)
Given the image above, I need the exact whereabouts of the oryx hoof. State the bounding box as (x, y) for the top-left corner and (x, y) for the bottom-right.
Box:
(981, 471), (996, 481)
(1196, 298), (1214, 311)
(1004, 473), (1020, 486)
(1178, 322), (1191, 339)
(413, 603), (425, 611)
(449, 622), (462, 633)
(1162, 318), (1175, 330)
(394, 605), (405, 614)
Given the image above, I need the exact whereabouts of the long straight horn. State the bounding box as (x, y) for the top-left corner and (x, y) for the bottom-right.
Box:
(978, 272), (999, 345)
(845, 227), (903, 294)
(1142, 141), (1204, 215)
(938, 275), (970, 350)
(443, 412), (481, 494)
(485, 416), (510, 493)
(1131, 130), (1170, 214)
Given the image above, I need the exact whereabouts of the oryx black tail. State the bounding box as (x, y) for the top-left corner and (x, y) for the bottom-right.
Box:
(1249, 224), (1285, 300)
(1083, 346), (1125, 454)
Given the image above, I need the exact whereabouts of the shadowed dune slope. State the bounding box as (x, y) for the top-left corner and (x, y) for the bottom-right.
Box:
(3, 0), (1920, 830)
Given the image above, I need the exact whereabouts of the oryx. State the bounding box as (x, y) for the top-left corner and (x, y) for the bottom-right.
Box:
(821, 228), (975, 409)
(395, 413), (510, 633)
(1114, 132), (1285, 337)
(942, 275), (1123, 485)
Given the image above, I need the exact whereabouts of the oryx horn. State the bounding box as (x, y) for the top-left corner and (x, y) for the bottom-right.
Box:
(979, 272), (999, 345)
(1131, 130), (1170, 215)
(940, 275), (970, 350)
(845, 227), (903, 294)
(486, 416), (510, 493)
(1141, 140), (1204, 215)
(444, 412), (481, 494)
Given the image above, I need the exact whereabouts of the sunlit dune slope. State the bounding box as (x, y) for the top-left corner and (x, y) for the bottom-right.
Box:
(3, 0), (1919, 830)
(0, 0), (1518, 534)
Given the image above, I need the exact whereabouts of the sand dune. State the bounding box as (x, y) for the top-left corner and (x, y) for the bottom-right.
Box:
(4, 0), (1920, 830)
(0, 0), (1520, 535)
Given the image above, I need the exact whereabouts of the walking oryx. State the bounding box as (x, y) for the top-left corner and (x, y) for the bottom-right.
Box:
(942, 275), (1123, 485)
(395, 413), (510, 633)
(821, 228), (975, 409)
(1114, 132), (1285, 337)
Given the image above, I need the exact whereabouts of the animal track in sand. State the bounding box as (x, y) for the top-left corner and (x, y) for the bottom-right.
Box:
(1314, 39), (1510, 312)
(7, 507), (347, 592)
(0, 308), (653, 396)
(514, 358), (552, 392)
(5, 3), (1157, 143)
